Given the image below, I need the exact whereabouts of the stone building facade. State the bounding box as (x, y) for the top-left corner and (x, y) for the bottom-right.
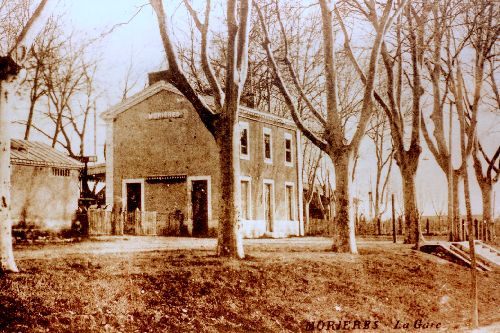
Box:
(102, 79), (304, 238)
(10, 139), (82, 231)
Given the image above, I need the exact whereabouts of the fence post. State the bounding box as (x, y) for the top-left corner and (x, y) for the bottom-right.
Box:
(120, 212), (124, 235)
(392, 194), (396, 243)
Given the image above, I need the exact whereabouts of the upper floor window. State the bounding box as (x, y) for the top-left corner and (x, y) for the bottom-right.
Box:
(240, 122), (250, 160)
(263, 127), (272, 164)
(284, 132), (293, 166)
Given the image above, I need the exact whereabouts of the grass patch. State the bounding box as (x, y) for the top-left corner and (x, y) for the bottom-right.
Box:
(1, 240), (499, 332)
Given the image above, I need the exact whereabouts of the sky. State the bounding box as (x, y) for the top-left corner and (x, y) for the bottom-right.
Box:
(9, 0), (500, 217)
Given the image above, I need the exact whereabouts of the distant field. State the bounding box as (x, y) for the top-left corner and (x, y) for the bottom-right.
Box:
(1, 238), (499, 332)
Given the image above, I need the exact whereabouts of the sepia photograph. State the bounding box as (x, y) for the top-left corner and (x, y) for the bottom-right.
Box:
(0, 0), (499, 331)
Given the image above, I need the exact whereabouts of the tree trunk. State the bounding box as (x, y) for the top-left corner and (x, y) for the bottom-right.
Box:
(331, 152), (357, 254)
(0, 82), (18, 273)
(447, 170), (463, 241)
(401, 165), (424, 247)
(215, 114), (244, 258)
(452, 170), (462, 241)
(304, 203), (310, 235)
(464, 166), (478, 327)
(24, 98), (36, 140)
(480, 184), (493, 241)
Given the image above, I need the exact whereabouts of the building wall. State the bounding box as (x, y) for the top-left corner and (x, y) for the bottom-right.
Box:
(108, 87), (303, 238)
(10, 164), (80, 231)
(239, 115), (301, 237)
(111, 89), (220, 232)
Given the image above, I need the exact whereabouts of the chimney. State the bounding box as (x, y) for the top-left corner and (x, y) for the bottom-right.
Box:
(148, 70), (169, 85)
(241, 61), (256, 108)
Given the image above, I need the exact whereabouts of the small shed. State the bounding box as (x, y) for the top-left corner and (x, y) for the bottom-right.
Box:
(10, 139), (83, 231)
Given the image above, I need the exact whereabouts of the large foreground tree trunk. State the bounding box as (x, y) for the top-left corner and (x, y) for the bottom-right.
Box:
(331, 151), (357, 253)
(0, 0), (51, 273)
(401, 164), (423, 246)
(150, 0), (251, 259)
(216, 114), (244, 258)
(480, 184), (493, 241)
(0, 82), (18, 273)
(256, 0), (404, 254)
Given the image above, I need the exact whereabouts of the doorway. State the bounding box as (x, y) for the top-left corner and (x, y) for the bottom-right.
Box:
(122, 179), (144, 235)
(191, 179), (209, 237)
(126, 182), (142, 212)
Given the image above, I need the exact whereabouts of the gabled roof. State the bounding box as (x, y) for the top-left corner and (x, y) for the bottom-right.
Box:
(10, 139), (83, 169)
(101, 80), (182, 121)
(101, 80), (296, 129)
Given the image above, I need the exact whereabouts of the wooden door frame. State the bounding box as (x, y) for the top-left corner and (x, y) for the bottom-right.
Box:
(122, 178), (145, 212)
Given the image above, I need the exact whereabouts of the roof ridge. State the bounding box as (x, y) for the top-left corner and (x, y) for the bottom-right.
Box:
(101, 80), (296, 128)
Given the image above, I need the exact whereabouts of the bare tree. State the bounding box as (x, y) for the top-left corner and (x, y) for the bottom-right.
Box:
(19, 33), (100, 159)
(472, 142), (499, 241)
(302, 141), (322, 234)
(150, 0), (251, 258)
(22, 16), (63, 140)
(257, 0), (406, 253)
(366, 109), (394, 225)
(448, 0), (497, 326)
(0, 0), (32, 54)
(348, 0), (429, 247)
(1, 0), (51, 273)
(119, 53), (142, 102)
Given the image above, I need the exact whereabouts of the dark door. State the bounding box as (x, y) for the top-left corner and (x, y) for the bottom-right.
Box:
(126, 183), (142, 212)
(125, 183), (142, 234)
(191, 180), (208, 237)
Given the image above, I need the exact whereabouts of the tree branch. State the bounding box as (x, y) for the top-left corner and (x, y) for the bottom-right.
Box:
(254, 1), (327, 151)
(150, 0), (218, 135)
(183, 0), (224, 110)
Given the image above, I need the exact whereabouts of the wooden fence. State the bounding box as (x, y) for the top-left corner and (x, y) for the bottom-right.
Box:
(87, 209), (113, 235)
(306, 216), (498, 241)
(88, 209), (158, 236)
(306, 217), (450, 236)
(87, 209), (188, 236)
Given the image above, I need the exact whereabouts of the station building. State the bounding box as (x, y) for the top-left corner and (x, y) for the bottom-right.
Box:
(102, 74), (304, 238)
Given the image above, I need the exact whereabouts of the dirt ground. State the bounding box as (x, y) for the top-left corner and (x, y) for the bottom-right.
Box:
(2, 236), (499, 332)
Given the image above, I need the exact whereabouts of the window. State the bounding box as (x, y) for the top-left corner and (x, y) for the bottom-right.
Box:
(240, 176), (252, 220)
(240, 122), (250, 160)
(52, 168), (70, 177)
(263, 127), (272, 164)
(285, 182), (295, 221)
(284, 133), (293, 166)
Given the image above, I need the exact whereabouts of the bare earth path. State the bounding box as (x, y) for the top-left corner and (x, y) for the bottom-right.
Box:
(14, 236), (401, 260)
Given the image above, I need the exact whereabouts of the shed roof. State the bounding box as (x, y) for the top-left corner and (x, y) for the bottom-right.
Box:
(10, 139), (83, 169)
